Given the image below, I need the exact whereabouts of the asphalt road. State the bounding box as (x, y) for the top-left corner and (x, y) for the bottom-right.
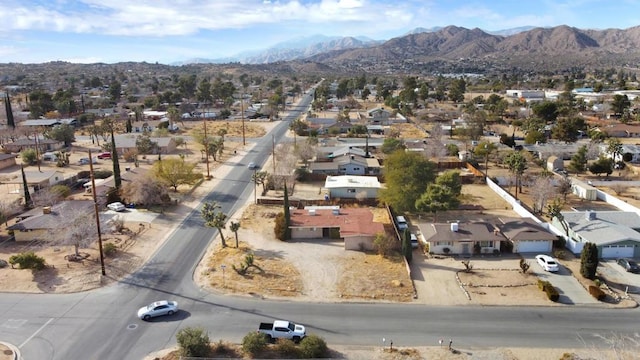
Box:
(2, 89), (640, 359)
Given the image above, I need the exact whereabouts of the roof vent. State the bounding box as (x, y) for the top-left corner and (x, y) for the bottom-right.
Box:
(451, 222), (459, 232)
(332, 208), (340, 215)
(308, 209), (316, 216)
(586, 210), (596, 220)
(43, 206), (52, 214)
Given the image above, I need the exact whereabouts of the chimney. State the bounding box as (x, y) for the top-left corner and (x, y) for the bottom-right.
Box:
(43, 206), (51, 214)
(450, 222), (459, 232)
(586, 210), (596, 221)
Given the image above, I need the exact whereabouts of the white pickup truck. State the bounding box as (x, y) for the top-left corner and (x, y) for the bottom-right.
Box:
(257, 320), (306, 343)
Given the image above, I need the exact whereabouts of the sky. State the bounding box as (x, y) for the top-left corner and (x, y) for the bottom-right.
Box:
(0, 0), (638, 64)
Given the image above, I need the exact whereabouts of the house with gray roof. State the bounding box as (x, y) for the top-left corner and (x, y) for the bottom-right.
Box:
(309, 154), (381, 176)
(422, 221), (504, 255)
(0, 153), (17, 170)
(113, 134), (177, 154)
(9, 200), (95, 242)
(496, 217), (557, 253)
(2, 137), (64, 153)
(551, 210), (640, 258)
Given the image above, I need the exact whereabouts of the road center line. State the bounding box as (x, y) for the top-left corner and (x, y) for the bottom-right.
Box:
(19, 317), (54, 349)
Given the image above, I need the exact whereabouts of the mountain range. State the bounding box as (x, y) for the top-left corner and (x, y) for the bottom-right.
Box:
(177, 25), (640, 72)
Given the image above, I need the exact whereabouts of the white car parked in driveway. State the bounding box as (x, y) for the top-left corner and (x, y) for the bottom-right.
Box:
(137, 300), (179, 320)
(107, 202), (126, 212)
(536, 254), (559, 272)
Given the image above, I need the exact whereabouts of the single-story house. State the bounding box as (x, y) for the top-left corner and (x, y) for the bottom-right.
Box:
(8, 200), (95, 242)
(85, 167), (149, 199)
(551, 210), (640, 258)
(18, 118), (77, 127)
(324, 175), (381, 199)
(309, 154), (381, 176)
(112, 134), (177, 154)
(316, 146), (367, 161)
(496, 217), (557, 253)
(2, 138), (65, 153)
(0, 153), (17, 170)
(6, 170), (64, 191)
(289, 206), (385, 251)
(595, 123), (640, 138)
(422, 221), (503, 255)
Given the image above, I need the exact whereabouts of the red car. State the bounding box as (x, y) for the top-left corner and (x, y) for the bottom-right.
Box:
(97, 152), (111, 159)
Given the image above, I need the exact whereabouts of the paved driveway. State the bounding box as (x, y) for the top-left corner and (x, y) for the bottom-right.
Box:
(598, 260), (640, 301)
(524, 254), (598, 305)
(103, 208), (161, 223)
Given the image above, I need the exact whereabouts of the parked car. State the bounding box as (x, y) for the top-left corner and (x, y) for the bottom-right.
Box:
(617, 258), (639, 273)
(78, 157), (97, 165)
(97, 152), (111, 159)
(410, 233), (419, 249)
(248, 162), (258, 170)
(396, 216), (408, 231)
(137, 300), (178, 320)
(536, 254), (559, 272)
(107, 202), (126, 212)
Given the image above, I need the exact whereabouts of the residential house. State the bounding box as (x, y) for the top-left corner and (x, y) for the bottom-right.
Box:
(307, 117), (337, 135)
(6, 170), (64, 192)
(600, 143), (640, 163)
(361, 107), (407, 125)
(113, 134), (177, 154)
(496, 217), (557, 253)
(595, 124), (640, 138)
(0, 153), (17, 170)
(309, 154), (380, 176)
(316, 146), (367, 161)
(421, 221), (503, 255)
(551, 210), (640, 258)
(2, 138), (65, 153)
(505, 90), (545, 103)
(289, 207), (385, 251)
(8, 200), (94, 242)
(324, 175), (381, 199)
(85, 167), (149, 199)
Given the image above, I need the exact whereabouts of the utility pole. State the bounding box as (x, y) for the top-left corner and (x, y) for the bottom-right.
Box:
(203, 120), (211, 179)
(253, 168), (257, 205)
(272, 134), (276, 172)
(88, 149), (106, 276)
(241, 94), (246, 146)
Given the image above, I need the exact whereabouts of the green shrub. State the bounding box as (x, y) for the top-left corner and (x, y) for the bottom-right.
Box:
(103, 243), (117, 257)
(50, 184), (71, 199)
(9, 252), (46, 270)
(273, 338), (301, 357)
(176, 327), (210, 357)
(588, 285), (606, 301)
(242, 331), (268, 356)
(299, 334), (329, 358)
(21, 148), (37, 165)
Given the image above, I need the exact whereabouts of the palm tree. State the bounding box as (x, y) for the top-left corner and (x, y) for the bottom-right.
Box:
(230, 221), (241, 248)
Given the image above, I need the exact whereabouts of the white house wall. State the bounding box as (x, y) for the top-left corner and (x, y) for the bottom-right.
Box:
(291, 227), (322, 239)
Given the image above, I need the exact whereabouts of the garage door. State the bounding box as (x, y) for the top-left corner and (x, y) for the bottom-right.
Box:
(601, 245), (635, 259)
(517, 240), (551, 253)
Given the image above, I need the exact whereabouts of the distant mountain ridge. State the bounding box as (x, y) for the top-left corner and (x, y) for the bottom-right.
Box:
(306, 25), (640, 71)
(173, 25), (640, 71)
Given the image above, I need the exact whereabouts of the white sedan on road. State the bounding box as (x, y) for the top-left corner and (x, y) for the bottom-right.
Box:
(137, 300), (179, 320)
(536, 254), (560, 272)
(107, 202), (126, 212)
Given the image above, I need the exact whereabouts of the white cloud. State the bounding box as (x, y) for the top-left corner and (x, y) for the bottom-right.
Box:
(0, 0), (417, 37)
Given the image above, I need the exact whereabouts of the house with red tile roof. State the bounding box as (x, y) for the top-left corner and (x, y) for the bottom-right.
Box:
(289, 206), (386, 251)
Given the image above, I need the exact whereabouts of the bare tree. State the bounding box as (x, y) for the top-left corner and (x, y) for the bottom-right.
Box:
(31, 188), (64, 208)
(608, 183), (629, 196)
(53, 209), (99, 257)
(424, 123), (447, 159)
(294, 139), (316, 167)
(119, 174), (170, 206)
(0, 199), (21, 226)
(530, 176), (557, 214)
(557, 176), (572, 200)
